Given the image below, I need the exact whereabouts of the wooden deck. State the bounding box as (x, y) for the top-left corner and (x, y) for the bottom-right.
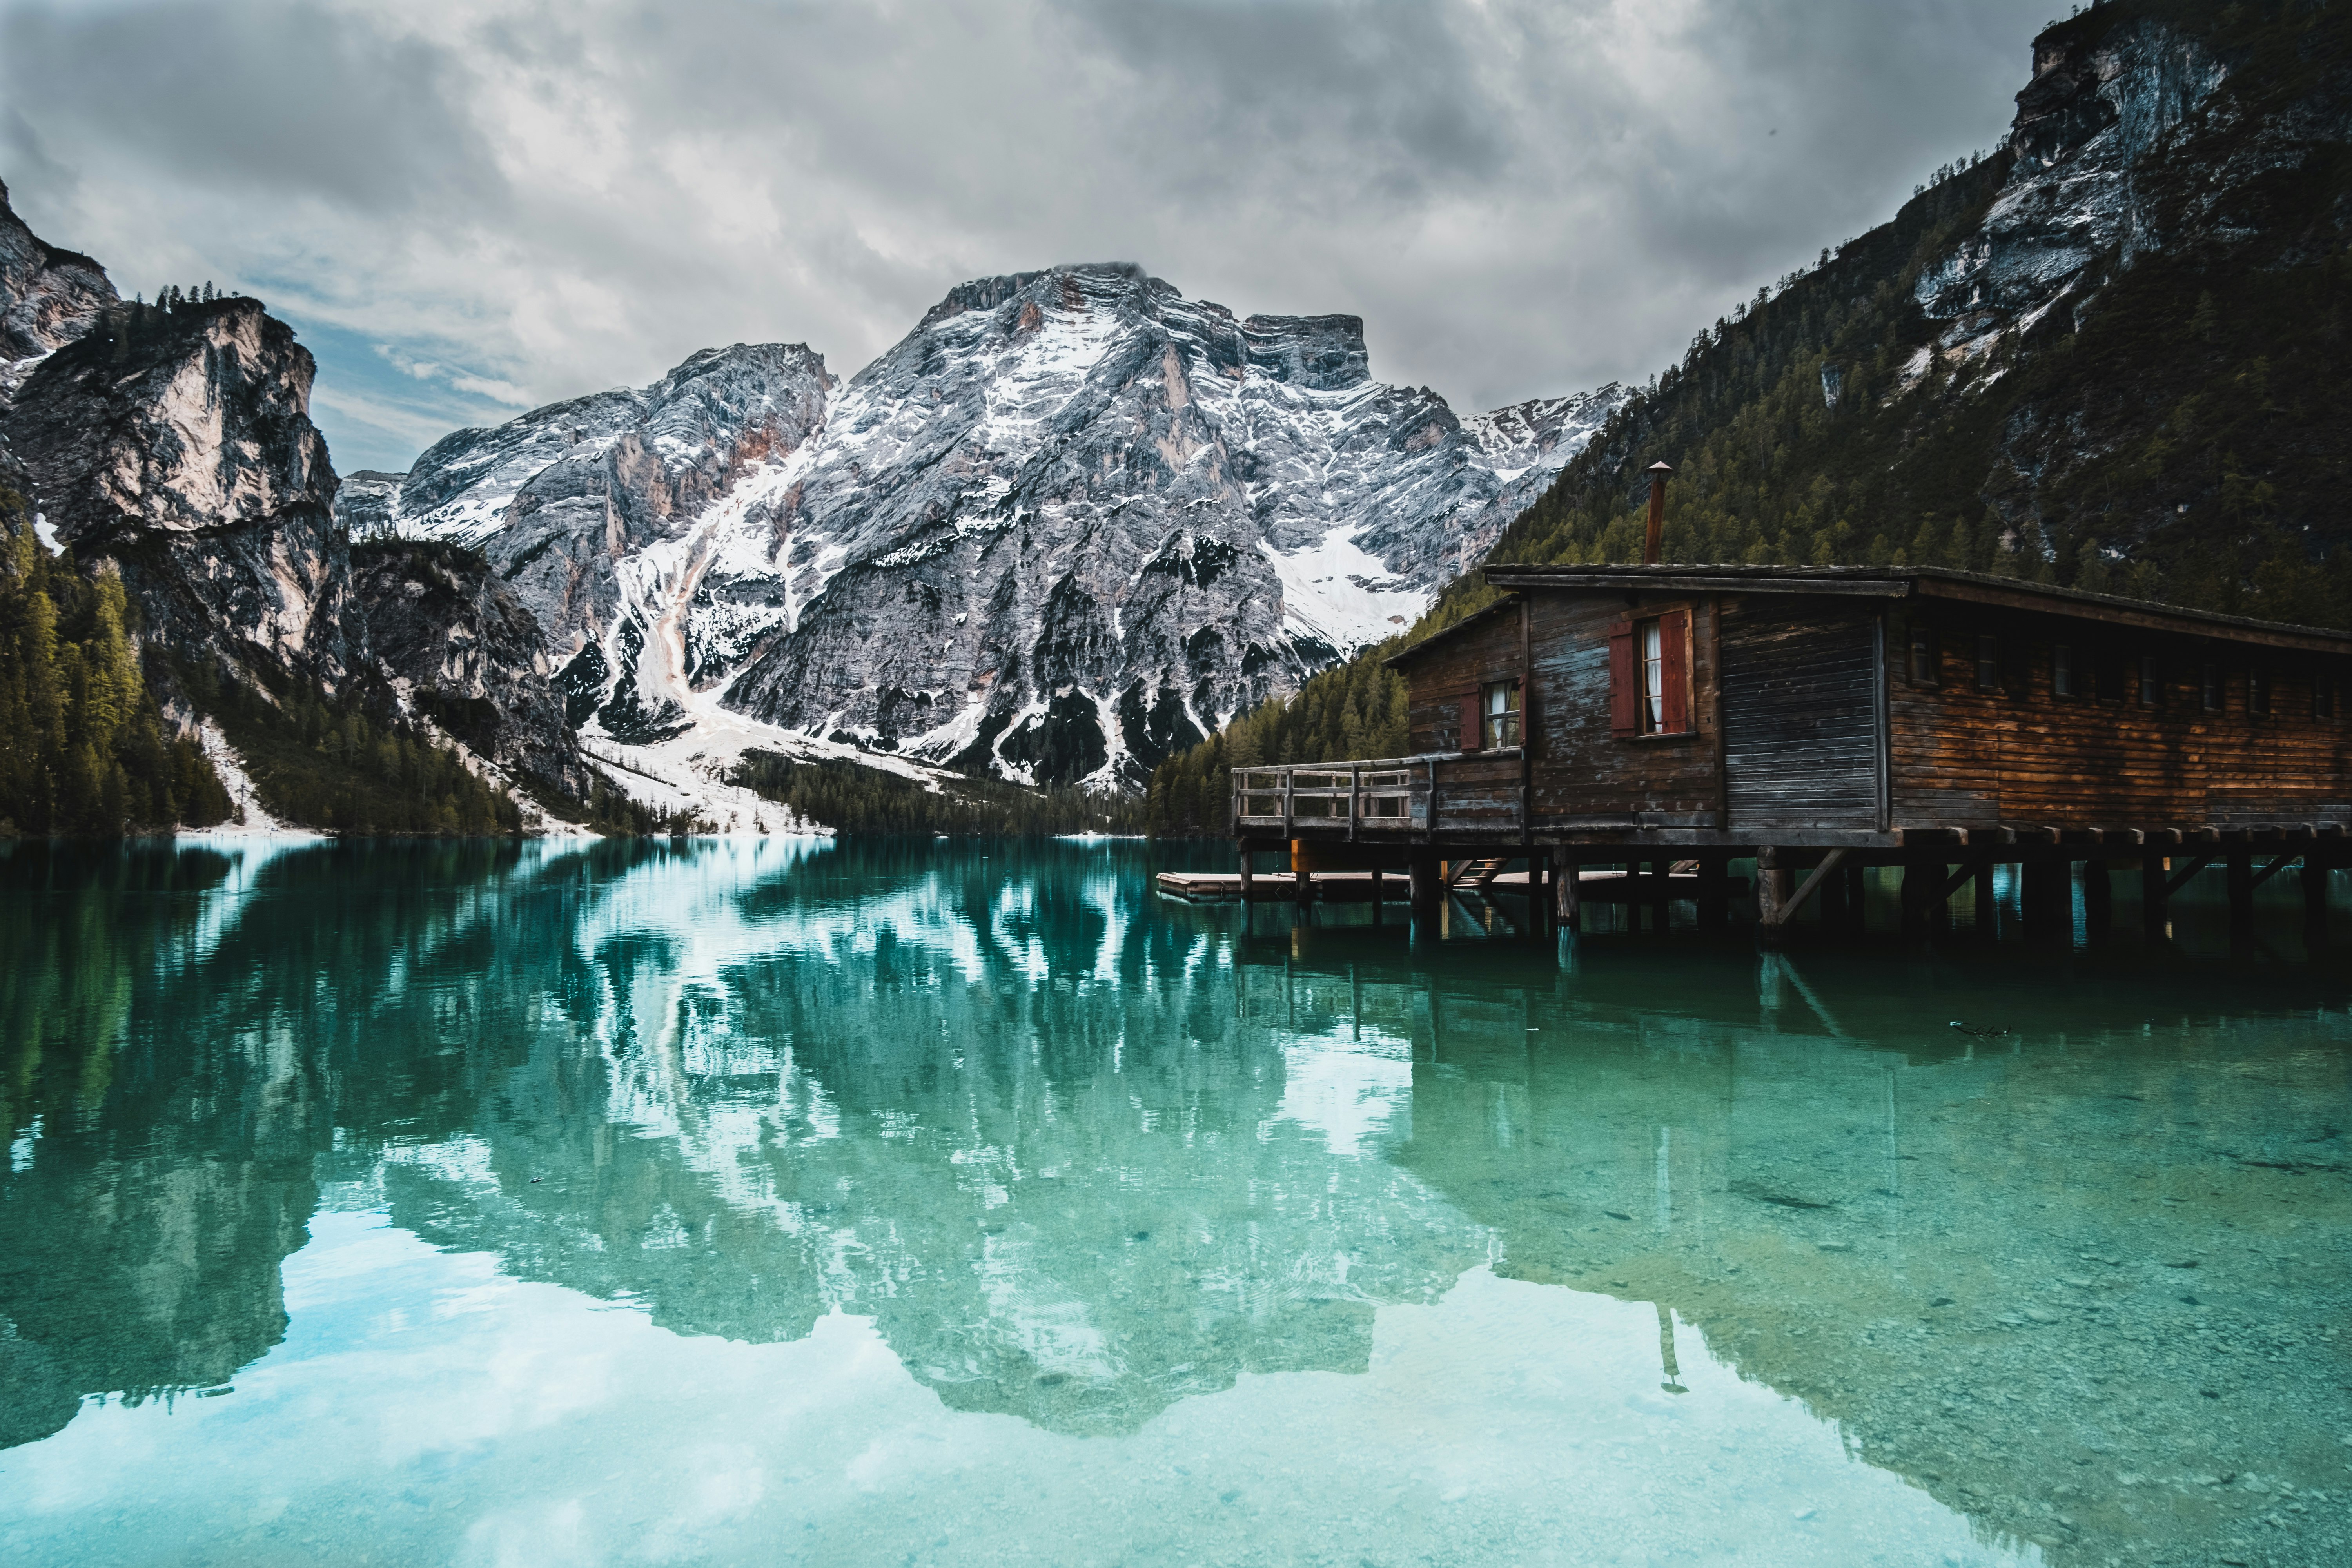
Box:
(1156, 867), (1745, 904)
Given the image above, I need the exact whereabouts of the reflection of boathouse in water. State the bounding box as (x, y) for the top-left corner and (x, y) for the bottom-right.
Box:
(1220, 545), (2351, 940)
(1222, 933), (2352, 1564)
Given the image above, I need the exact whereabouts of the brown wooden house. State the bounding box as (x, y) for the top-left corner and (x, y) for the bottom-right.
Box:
(1229, 564), (2350, 938)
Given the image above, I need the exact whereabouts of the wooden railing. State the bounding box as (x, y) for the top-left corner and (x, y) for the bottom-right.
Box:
(1232, 753), (1523, 839)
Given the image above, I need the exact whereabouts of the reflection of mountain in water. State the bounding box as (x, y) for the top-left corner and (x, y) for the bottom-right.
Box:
(0, 839), (1487, 1448)
(5, 841), (2347, 1567)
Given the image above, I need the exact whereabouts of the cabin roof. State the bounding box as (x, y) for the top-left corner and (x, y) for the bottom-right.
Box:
(1378, 594), (1523, 669)
(1448, 563), (2352, 656)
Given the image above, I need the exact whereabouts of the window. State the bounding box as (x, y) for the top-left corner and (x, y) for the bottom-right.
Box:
(1481, 680), (1521, 749)
(1975, 634), (2000, 693)
(2319, 671), (2339, 722)
(2052, 642), (2077, 699)
(1608, 610), (1691, 737)
(1908, 625), (1938, 686)
(2202, 662), (2222, 712)
(1641, 622), (1665, 731)
(2248, 670), (2270, 717)
(2139, 654), (2161, 707)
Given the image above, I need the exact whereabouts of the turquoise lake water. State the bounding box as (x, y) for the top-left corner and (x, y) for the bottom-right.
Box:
(0, 838), (2346, 1567)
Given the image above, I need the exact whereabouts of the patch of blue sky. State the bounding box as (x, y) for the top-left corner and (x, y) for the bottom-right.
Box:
(266, 311), (533, 476)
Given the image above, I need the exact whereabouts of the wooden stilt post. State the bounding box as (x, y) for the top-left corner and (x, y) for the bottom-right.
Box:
(1973, 855), (1996, 941)
(1899, 860), (1930, 942)
(1409, 854), (1440, 920)
(2022, 857), (2066, 942)
(1652, 857), (1672, 933)
(2083, 860), (2112, 938)
(1554, 848), (1581, 932)
(2304, 857), (2330, 940)
(1755, 848), (1789, 939)
(2141, 849), (2167, 942)
(1238, 845), (1255, 902)
(1697, 853), (1728, 932)
(1292, 838), (1313, 906)
(1369, 864), (1383, 925)
(2227, 847), (2254, 947)
(1818, 860), (1849, 933)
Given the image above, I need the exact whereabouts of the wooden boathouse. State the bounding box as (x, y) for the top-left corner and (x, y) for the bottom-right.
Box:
(1211, 563), (2351, 942)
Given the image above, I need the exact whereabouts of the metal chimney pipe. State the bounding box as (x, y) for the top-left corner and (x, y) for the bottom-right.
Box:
(1643, 461), (1673, 564)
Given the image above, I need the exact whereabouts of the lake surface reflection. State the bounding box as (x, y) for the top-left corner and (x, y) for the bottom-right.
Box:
(1, 838), (2345, 1567)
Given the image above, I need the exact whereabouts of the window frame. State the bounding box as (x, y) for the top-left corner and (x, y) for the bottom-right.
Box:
(2138, 653), (2162, 708)
(1480, 678), (1521, 750)
(1974, 633), (2000, 694)
(2318, 668), (2339, 722)
(1639, 621), (1666, 733)
(2201, 661), (2223, 713)
(1907, 623), (1939, 688)
(2247, 668), (2271, 718)
(2051, 641), (2078, 700)
(1608, 609), (1693, 740)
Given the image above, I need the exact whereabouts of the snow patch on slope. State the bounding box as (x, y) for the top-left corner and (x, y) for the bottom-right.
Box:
(1262, 526), (1426, 652)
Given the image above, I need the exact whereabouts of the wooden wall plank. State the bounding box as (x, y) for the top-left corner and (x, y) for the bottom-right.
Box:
(1886, 607), (2352, 829)
(1721, 599), (1880, 829)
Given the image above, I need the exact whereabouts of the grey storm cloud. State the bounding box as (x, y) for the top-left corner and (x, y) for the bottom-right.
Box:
(0, 0), (2054, 472)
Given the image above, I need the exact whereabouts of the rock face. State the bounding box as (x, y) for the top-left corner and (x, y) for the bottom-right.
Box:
(7, 296), (357, 691)
(387, 343), (835, 749)
(352, 539), (590, 799)
(1913, 14), (2230, 350)
(334, 470), (403, 539)
(384, 265), (1619, 786)
(0, 184), (587, 806)
(0, 178), (117, 406)
(1524, 0), (2352, 614)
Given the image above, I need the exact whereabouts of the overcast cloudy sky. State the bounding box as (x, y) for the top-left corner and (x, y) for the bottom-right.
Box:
(2, 0), (2056, 472)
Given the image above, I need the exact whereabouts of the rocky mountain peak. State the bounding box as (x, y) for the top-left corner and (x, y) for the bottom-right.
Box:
(1916, 8), (2228, 346)
(6, 292), (353, 691)
(0, 178), (118, 394)
(381, 261), (1621, 793)
(15, 296), (334, 546)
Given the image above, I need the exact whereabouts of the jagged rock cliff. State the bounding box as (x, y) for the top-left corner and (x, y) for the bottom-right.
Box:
(377, 265), (1619, 787)
(1912, 11), (2231, 355)
(0, 183), (589, 813)
(1490, 0), (2352, 629)
(7, 296), (358, 691)
(0, 178), (116, 408)
(351, 539), (592, 799)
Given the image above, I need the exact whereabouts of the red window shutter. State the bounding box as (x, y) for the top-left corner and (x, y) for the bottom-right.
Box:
(1459, 685), (1481, 751)
(1660, 609), (1691, 733)
(1608, 621), (1638, 737)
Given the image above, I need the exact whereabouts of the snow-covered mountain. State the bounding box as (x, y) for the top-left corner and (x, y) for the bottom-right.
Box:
(376, 265), (1619, 789)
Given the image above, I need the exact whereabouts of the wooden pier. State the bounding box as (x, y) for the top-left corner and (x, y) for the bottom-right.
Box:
(1156, 866), (1746, 904)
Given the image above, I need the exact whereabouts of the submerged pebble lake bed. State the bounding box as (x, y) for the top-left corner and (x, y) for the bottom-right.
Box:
(0, 837), (2347, 1567)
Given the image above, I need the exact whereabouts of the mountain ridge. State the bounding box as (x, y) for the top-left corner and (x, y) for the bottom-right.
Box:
(370, 262), (1622, 792)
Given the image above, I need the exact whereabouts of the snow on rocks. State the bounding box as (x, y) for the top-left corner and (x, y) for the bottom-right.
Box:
(359, 265), (1620, 805)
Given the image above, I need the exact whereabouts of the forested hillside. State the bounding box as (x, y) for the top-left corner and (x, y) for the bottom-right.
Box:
(0, 479), (230, 834)
(1149, 0), (2352, 836)
(735, 752), (1148, 837)
(1145, 639), (1408, 837)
